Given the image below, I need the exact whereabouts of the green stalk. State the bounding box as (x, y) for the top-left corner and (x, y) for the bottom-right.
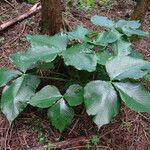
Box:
(49, 71), (68, 78)
(38, 76), (68, 82)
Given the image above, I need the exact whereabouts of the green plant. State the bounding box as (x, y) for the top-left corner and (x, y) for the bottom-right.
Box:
(24, 0), (36, 4)
(85, 135), (99, 149)
(140, 121), (145, 128)
(121, 120), (132, 131)
(66, 0), (113, 9)
(0, 36), (5, 44)
(0, 15), (9, 21)
(99, 0), (117, 10)
(0, 16), (150, 132)
(79, 0), (93, 7)
(99, 0), (110, 7)
(67, 0), (94, 8)
(44, 142), (52, 150)
(31, 116), (49, 146)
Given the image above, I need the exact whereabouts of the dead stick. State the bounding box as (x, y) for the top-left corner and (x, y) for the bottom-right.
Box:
(0, 3), (41, 32)
(3, 0), (15, 8)
(0, 9), (9, 16)
(28, 136), (89, 150)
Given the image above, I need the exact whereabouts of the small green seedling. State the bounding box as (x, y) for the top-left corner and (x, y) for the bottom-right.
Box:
(121, 120), (132, 132)
(85, 135), (100, 149)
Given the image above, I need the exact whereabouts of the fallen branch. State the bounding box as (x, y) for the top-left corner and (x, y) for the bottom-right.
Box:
(0, 3), (41, 32)
(29, 136), (89, 150)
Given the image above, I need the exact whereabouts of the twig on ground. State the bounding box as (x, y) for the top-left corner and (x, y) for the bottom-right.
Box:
(0, 3), (41, 32)
(0, 9), (9, 16)
(7, 124), (13, 149)
(3, 0), (15, 9)
(64, 18), (72, 31)
(4, 124), (12, 150)
(28, 136), (89, 150)
(69, 109), (84, 135)
(143, 130), (150, 144)
(138, 113), (150, 121)
(0, 19), (4, 24)
(63, 145), (87, 150)
(68, 119), (80, 135)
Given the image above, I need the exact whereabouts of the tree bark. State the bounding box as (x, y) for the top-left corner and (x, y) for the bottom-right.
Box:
(130, 0), (150, 23)
(40, 0), (62, 35)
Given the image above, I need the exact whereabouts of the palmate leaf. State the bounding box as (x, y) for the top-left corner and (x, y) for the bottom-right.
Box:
(115, 19), (149, 37)
(29, 85), (62, 108)
(61, 44), (97, 72)
(115, 19), (141, 29)
(122, 27), (150, 37)
(96, 29), (122, 45)
(1, 74), (40, 123)
(64, 84), (84, 106)
(106, 56), (150, 80)
(96, 50), (113, 65)
(91, 16), (150, 37)
(10, 34), (68, 72)
(0, 68), (21, 87)
(129, 49), (144, 59)
(29, 84), (83, 131)
(47, 99), (74, 132)
(85, 32), (101, 46)
(112, 38), (131, 56)
(26, 34), (68, 52)
(84, 80), (120, 128)
(144, 73), (150, 80)
(67, 26), (90, 41)
(10, 46), (58, 72)
(91, 15), (114, 28)
(113, 82), (150, 112)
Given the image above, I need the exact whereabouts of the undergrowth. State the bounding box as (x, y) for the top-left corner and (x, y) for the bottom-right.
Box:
(0, 16), (150, 132)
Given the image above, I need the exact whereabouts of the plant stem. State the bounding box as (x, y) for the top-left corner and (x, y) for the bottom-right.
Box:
(49, 71), (68, 78)
(38, 76), (68, 82)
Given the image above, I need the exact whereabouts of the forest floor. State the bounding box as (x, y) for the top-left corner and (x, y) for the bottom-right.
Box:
(0, 1), (150, 150)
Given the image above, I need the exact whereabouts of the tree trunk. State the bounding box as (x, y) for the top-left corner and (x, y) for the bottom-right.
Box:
(40, 0), (62, 35)
(130, 0), (150, 23)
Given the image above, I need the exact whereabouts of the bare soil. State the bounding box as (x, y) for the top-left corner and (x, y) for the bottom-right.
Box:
(0, 1), (150, 150)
